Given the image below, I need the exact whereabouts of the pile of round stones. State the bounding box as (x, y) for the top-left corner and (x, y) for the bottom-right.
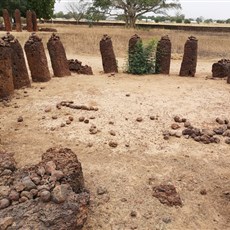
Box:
(163, 116), (230, 144)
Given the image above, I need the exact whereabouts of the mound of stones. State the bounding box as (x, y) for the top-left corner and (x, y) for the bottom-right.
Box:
(57, 100), (98, 111)
(68, 59), (93, 75)
(163, 115), (230, 145)
(212, 59), (230, 78)
(0, 147), (90, 229)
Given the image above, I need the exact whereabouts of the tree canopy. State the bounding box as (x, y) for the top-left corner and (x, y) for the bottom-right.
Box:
(92, 0), (181, 27)
(0, 0), (57, 19)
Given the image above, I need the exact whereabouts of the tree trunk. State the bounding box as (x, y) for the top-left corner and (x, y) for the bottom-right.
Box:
(129, 15), (137, 28)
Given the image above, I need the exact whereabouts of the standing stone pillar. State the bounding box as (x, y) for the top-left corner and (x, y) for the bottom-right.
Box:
(2, 9), (12, 32)
(47, 34), (71, 77)
(26, 10), (33, 32)
(155, 35), (171, 74)
(99, 34), (118, 73)
(179, 36), (198, 77)
(32, 11), (38, 31)
(2, 33), (30, 89)
(14, 9), (22, 32)
(129, 34), (142, 54)
(0, 39), (14, 99)
(24, 33), (51, 82)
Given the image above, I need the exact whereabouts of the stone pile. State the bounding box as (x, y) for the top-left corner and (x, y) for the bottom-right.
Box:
(179, 36), (198, 77)
(57, 100), (98, 111)
(163, 115), (230, 145)
(0, 147), (90, 229)
(0, 38), (14, 99)
(24, 33), (51, 82)
(212, 59), (230, 78)
(155, 35), (171, 74)
(47, 33), (71, 77)
(100, 34), (118, 73)
(68, 59), (93, 75)
(2, 33), (31, 89)
(14, 9), (22, 32)
(2, 9), (11, 32)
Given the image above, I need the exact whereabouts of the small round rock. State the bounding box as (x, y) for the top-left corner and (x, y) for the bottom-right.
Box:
(40, 190), (51, 202)
(17, 116), (23, 122)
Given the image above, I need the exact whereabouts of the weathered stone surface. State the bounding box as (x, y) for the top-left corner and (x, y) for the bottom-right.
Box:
(100, 34), (118, 73)
(14, 9), (22, 32)
(153, 184), (182, 207)
(2, 9), (11, 32)
(68, 59), (93, 75)
(128, 34), (141, 55)
(179, 36), (198, 77)
(212, 59), (230, 78)
(47, 33), (71, 77)
(0, 148), (89, 229)
(26, 10), (33, 32)
(155, 35), (171, 74)
(0, 39), (14, 99)
(2, 33), (31, 89)
(24, 33), (51, 82)
(32, 11), (38, 31)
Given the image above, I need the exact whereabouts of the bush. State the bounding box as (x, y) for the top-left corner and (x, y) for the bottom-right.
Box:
(184, 19), (191, 24)
(176, 18), (182, 23)
(127, 39), (157, 75)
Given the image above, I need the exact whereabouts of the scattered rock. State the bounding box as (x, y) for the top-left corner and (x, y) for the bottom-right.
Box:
(109, 130), (116, 136)
(200, 189), (207, 195)
(97, 187), (107, 195)
(40, 190), (51, 202)
(0, 217), (13, 229)
(109, 141), (118, 148)
(136, 117), (143, 122)
(0, 198), (10, 209)
(171, 123), (180, 130)
(225, 138), (230, 144)
(17, 116), (23, 122)
(79, 117), (85, 122)
(44, 107), (51, 113)
(130, 211), (137, 217)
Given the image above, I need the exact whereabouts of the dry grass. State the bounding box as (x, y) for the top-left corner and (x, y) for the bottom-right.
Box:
(3, 23), (230, 59)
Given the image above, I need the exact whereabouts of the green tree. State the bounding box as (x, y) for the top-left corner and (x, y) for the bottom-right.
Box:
(92, 0), (181, 28)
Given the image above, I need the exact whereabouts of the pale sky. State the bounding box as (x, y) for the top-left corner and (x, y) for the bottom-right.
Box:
(54, 0), (230, 20)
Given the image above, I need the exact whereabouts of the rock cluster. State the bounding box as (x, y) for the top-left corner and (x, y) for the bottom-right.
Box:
(212, 59), (230, 78)
(0, 148), (90, 229)
(47, 33), (71, 77)
(155, 35), (171, 74)
(57, 100), (98, 111)
(179, 36), (198, 77)
(100, 34), (118, 73)
(68, 59), (93, 75)
(2, 33), (31, 89)
(24, 33), (51, 82)
(163, 115), (230, 144)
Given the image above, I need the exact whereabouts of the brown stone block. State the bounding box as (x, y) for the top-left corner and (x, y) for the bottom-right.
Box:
(155, 35), (171, 74)
(100, 34), (118, 73)
(26, 10), (33, 32)
(2, 33), (30, 89)
(24, 33), (51, 82)
(0, 39), (14, 99)
(47, 34), (71, 77)
(2, 9), (12, 32)
(179, 36), (198, 77)
(32, 11), (38, 31)
(14, 9), (22, 32)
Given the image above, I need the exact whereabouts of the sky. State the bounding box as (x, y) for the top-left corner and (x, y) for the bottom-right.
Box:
(54, 0), (230, 20)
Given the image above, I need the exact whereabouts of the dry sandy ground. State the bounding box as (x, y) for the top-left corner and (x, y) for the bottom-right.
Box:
(0, 56), (230, 230)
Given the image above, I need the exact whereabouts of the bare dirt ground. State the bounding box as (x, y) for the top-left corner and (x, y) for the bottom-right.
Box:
(1, 52), (230, 229)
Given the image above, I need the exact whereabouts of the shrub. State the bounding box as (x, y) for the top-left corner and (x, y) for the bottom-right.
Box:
(127, 39), (157, 75)
(184, 19), (191, 24)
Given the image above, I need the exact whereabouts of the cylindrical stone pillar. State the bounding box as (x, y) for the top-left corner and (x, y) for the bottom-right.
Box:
(128, 34), (142, 54)
(0, 39), (14, 99)
(26, 10), (33, 32)
(2, 33), (30, 89)
(99, 34), (118, 73)
(2, 9), (12, 32)
(47, 33), (71, 77)
(179, 36), (198, 77)
(24, 33), (51, 82)
(14, 9), (22, 32)
(32, 11), (38, 31)
(155, 35), (171, 74)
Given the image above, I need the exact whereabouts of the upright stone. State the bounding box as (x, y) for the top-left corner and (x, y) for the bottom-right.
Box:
(128, 34), (141, 54)
(2, 9), (12, 32)
(0, 39), (14, 99)
(155, 35), (171, 74)
(2, 33), (30, 89)
(32, 11), (38, 31)
(14, 9), (22, 32)
(179, 36), (198, 77)
(24, 33), (51, 82)
(212, 59), (230, 78)
(99, 34), (118, 73)
(26, 10), (33, 32)
(47, 34), (71, 77)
